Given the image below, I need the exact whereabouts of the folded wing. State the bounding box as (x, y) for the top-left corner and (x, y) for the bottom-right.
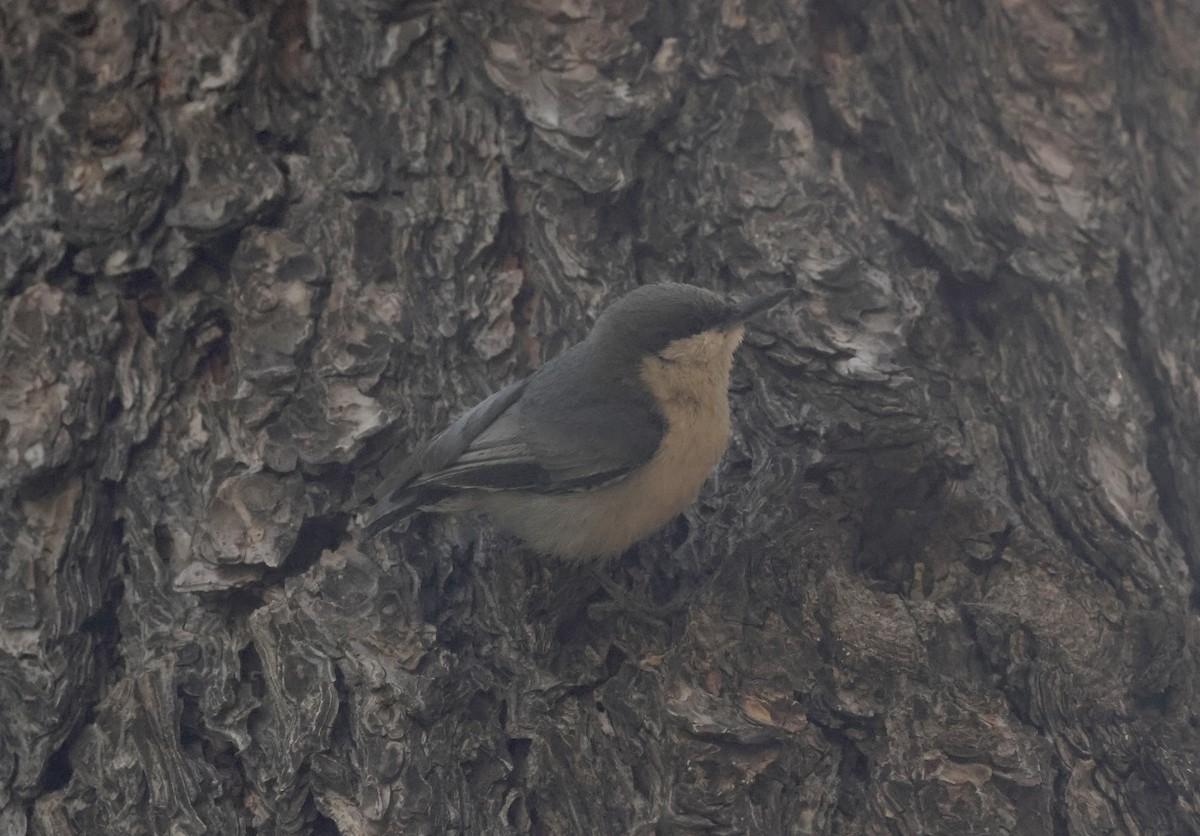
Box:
(361, 349), (665, 537)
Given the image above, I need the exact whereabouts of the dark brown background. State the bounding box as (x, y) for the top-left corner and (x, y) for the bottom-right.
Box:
(2, 0), (1199, 833)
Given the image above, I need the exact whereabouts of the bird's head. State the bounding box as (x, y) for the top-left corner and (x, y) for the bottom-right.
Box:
(588, 282), (790, 381)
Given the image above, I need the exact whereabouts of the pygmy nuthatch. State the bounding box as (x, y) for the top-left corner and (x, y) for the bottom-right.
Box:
(360, 282), (790, 559)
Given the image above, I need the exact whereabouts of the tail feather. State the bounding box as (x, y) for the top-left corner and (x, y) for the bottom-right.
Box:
(353, 429), (430, 538)
(355, 379), (530, 538)
(360, 492), (423, 538)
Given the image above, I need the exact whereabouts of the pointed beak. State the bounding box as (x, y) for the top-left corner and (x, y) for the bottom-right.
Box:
(725, 287), (793, 326)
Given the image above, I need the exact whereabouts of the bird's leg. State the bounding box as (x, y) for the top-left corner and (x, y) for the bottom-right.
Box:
(585, 562), (693, 622)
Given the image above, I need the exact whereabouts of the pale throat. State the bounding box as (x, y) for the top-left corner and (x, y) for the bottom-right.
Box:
(639, 325), (745, 407)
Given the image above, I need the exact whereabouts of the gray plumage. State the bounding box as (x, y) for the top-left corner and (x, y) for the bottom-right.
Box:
(359, 282), (789, 558)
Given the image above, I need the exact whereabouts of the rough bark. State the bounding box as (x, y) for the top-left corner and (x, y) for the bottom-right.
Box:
(2, 0), (1199, 833)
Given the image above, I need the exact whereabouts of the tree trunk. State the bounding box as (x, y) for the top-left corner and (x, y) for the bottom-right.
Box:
(3, 0), (1199, 833)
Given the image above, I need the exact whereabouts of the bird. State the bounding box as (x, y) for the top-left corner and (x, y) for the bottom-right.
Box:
(358, 281), (790, 560)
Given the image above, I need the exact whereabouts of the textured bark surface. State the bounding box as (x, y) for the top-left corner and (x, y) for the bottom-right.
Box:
(3, 0), (1200, 833)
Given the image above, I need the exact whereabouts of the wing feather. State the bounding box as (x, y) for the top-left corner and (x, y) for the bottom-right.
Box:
(361, 342), (665, 536)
